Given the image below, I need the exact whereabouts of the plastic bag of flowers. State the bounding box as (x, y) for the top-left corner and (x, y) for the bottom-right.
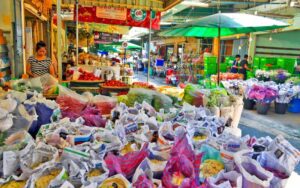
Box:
(158, 122), (176, 145)
(256, 152), (290, 188)
(56, 85), (89, 117)
(199, 144), (224, 181)
(207, 170), (242, 188)
(220, 137), (251, 171)
(234, 150), (273, 188)
(0, 132), (34, 187)
(25, 163), (68, 188)
(187, 127), (210, 150)
(132, 158), (155, 187)
(162, 133), (203, 187)
(104, 142), (149, 179)
(19, 142), (59, 177)
(92, 94), (117, 115)
(98, 174), (131, 187)
(266, 135), (300, 175)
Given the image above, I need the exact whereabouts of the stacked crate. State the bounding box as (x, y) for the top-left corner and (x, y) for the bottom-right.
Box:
(204, 56), (217, 76)
(260, 57), (277, 70)
(277, 58), (296, 74)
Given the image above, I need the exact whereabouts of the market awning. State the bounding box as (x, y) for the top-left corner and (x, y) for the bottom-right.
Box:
(61, 0), (182, 11)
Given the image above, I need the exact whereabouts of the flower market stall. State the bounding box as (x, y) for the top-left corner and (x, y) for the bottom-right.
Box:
(0, 82), (300, 187)
(0, 71), (300, 188)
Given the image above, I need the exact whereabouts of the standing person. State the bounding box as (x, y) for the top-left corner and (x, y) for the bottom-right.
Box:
(230, 54), (241, 73)
(27, 41), (55, 78)
(239, 54), (252, 80)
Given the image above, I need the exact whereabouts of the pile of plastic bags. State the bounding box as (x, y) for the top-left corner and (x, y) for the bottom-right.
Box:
(56, 86), (117, 127)
(117, 88), (174, 113)
(0, 94), (299, 188)
(182, 84), (243, 129)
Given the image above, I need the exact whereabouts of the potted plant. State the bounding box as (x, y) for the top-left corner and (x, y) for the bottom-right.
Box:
(248, 84), (278, 115)
(255, 70), (270, 82)
(276, 83), (300, 114)
(270, 70), (291, 84)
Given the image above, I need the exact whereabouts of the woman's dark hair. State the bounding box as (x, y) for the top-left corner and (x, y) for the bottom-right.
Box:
(36, 41), (47, 52)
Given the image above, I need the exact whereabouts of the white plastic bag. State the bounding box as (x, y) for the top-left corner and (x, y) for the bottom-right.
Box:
(267, 135), (300, 175)
(207, 170), (242, 188)
(234, 151), (273, 188)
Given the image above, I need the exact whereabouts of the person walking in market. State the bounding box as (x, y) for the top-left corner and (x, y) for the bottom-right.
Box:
(230, 54), (241, 73)
(239, 54), (252, 80)
(26, 41), (56, 78)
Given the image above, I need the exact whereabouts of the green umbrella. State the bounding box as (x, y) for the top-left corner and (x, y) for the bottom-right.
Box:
(159, 13), (288, 37)
(159, 13), (289, 84)
(98, 44), (120, 53)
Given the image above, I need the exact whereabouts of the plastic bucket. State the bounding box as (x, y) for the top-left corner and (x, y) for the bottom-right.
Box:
(288, 99), (300, 113)
(275, 102), (288, 114)
(243, 98), (255, 110)
(256, 102), (270, 115)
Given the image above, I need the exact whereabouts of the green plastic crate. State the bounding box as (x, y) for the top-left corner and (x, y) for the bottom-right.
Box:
(253, 57), (260, 69)
(204, 56), (217, 64)
(225, 56), (235, 64)
(247, 71), (254, 79)
(220, 63), (227, 72)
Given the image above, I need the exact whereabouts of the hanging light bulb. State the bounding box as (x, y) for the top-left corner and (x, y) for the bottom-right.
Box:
(269, 36), (273, 41)
(238, 46), (242, 50)
(249, 37), (253, 42)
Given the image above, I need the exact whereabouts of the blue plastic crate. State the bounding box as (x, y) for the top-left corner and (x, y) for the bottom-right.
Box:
(288, 98), (300, 113)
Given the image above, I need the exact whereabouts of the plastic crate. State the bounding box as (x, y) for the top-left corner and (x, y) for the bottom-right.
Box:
(253, 57), (260, 67)
(220, 63), (227, 72)
(204, 56), (217, 64)
(288, 98), (300, 113)
(225, 56), (235, 64)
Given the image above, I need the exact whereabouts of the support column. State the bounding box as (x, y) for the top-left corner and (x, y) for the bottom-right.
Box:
(57, 0), (62, 81)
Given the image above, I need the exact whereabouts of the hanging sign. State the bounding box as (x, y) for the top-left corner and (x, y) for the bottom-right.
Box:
(96, 7), (127, 21)
(122, 41), (128, 48)
(94, 31), (122, 44)
(75, 6), (161, 30)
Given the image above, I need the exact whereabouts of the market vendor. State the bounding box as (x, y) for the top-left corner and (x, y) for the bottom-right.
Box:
(230, 54), (240, 73)
(239, 54), (252, 80)
(26, 41), (56, 78)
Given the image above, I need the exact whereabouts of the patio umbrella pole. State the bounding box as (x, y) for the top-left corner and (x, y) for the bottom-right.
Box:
(76, 0), (79, 65)
(217, 12), (221, 85)
(147, 9), (152, 83)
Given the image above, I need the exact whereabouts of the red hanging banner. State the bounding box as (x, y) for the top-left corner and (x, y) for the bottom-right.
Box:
(75, 6), (161, 30)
